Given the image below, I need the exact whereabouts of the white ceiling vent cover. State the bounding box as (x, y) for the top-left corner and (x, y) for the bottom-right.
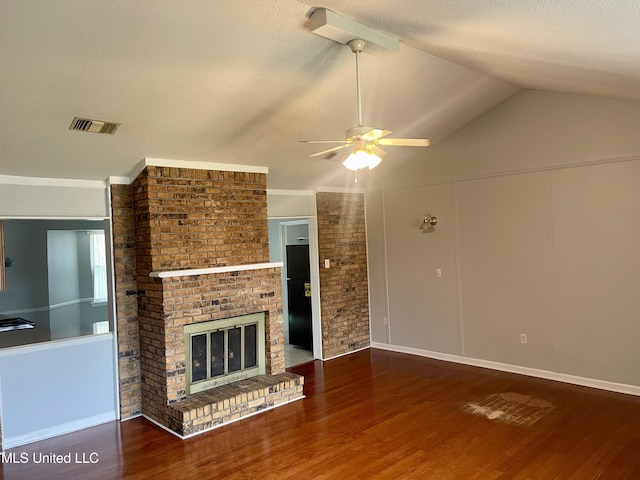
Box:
(69, 116), (120, 135)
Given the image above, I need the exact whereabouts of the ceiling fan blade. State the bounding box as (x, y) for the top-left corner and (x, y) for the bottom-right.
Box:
(300, 140), (351, 144)
(309, 144), (353, 158)
(361, 128), (392, 140)
(378, 138), (431, 147)
(368, 144), (387, 157)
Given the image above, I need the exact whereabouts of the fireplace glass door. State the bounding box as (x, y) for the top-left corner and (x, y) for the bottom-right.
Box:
(185, 313), (265, 394)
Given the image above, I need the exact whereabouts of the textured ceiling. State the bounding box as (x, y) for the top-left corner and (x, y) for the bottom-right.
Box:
(316, 0), (640, 100)
(1, 1), (638, 190)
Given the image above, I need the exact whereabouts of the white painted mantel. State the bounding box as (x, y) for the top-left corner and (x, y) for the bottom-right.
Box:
(149, 262), (283, 279)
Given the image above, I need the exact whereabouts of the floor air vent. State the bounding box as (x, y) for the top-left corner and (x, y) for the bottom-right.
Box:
(69, 116), (120, 135)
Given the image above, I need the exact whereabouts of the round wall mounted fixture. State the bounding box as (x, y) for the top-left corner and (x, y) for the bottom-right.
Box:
(419, 214), (438, 232)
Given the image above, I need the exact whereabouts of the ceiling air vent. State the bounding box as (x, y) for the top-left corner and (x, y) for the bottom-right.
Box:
(69, 116), (120, 135)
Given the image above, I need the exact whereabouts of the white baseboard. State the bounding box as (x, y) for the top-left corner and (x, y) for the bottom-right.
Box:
(371, 342), (640, 397)
(322, 345), (370, 362)
(120, 413), (142, 422)
(3, 411), (117, 450)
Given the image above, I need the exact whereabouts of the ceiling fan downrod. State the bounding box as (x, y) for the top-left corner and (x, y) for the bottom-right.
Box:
(348, 39), (366, 128)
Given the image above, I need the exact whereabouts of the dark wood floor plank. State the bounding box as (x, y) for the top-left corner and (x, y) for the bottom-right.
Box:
(3, 348), (640, 479)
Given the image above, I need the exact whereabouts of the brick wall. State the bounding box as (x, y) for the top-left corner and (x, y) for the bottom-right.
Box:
(111, 166), (285, 429)
(132, 166), (269, 272)
(316, 192), (370, 358)
(110, 184), (142, 419)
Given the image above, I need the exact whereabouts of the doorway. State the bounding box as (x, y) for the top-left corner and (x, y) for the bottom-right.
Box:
(267, 218), (319, 367)
(286, 244), (312, 351)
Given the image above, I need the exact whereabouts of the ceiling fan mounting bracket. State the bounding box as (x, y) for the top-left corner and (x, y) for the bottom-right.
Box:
(309, 8), (399, 53)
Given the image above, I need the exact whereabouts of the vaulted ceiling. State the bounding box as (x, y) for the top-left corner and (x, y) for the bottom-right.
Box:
(2, 1), (639, 190)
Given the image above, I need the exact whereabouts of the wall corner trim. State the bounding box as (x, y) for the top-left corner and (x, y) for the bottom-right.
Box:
(119, 158), (270, 185)
(144, 158), (268, 174)
(108, 176), (131, 186)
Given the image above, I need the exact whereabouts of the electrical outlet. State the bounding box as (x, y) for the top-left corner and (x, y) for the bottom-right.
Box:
(324, 259), (330, 269)
(520, 333), (527, 344)
(383, 317), (388, 326)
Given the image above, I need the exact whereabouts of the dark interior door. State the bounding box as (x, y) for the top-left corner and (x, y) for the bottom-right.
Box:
(286, 244), (312, 350)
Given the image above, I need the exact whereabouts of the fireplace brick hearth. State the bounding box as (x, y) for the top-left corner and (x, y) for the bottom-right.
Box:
(111, 165), (303, 435)
(168, 372), (303, 436)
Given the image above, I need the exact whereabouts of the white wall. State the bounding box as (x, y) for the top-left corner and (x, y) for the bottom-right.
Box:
(382, 183), (460, 355)
(0, 178), (117, 447)
(0, 177), (109, 218)
(365, 191), (386, 344)
(267, 190), (315, 218)
(370, 90), (640, 191)
(0, 335), (117, 449)
(369, 90), (640, 391)
(551, 161), (640, 386)
(456, 172), (555, 370)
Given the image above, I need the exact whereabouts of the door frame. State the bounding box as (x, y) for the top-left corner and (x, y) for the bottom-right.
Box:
(277, 218), (321, 360)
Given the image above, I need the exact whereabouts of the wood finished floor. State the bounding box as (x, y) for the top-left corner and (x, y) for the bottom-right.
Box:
(4, 348), (640, 479)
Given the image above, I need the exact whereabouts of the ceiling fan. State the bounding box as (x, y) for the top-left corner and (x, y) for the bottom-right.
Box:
(301, 38), (430, 171)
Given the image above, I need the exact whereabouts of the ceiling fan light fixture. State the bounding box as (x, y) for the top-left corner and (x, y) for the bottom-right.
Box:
(367, 152), (382, 169)
(343, 149), (381, 171)
(301, 29), (430, 171)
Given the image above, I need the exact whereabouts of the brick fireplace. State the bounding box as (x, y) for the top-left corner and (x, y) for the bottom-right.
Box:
(112, 166), (303, 437)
